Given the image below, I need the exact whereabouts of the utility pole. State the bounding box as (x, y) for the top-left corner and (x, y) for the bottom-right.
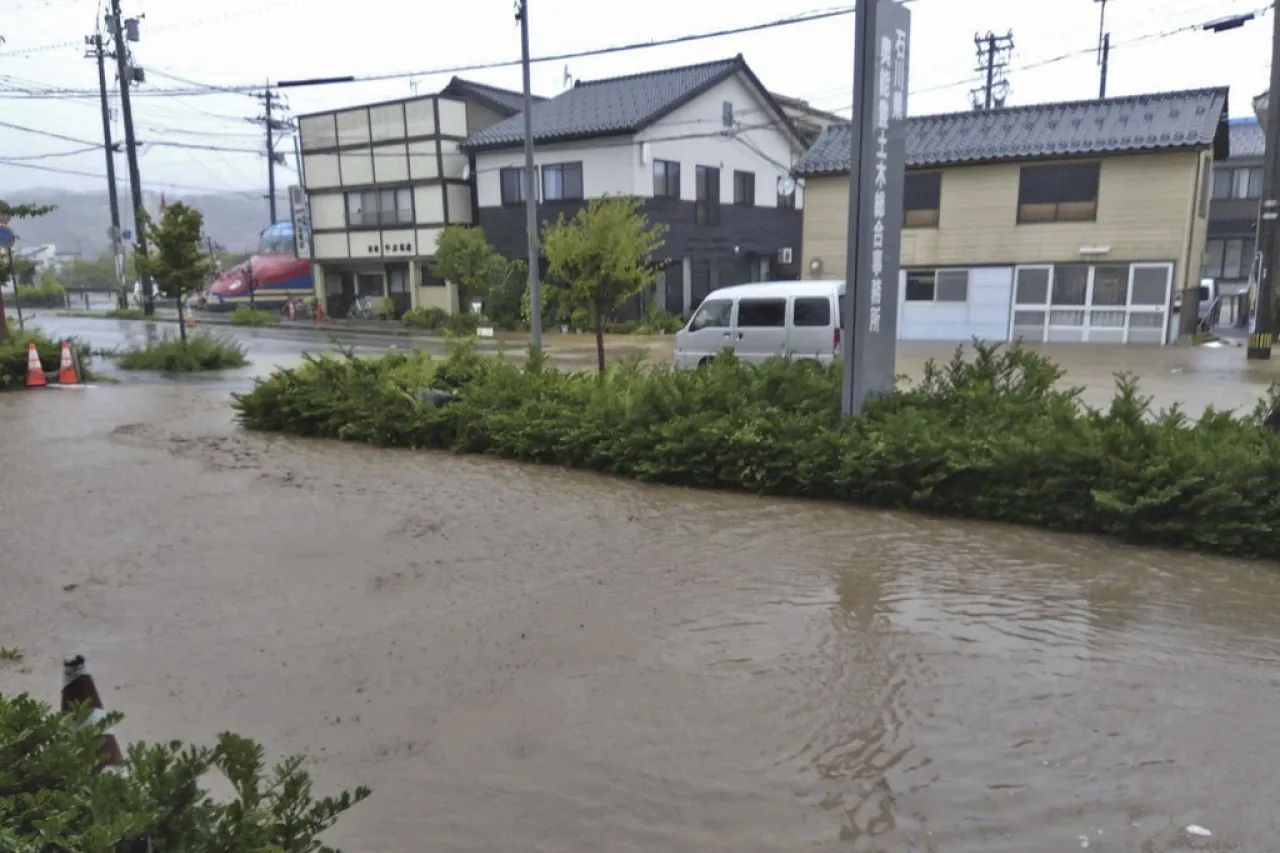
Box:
(252, 84), (290, 224)
(970, 31), (1013, 111)
(106, 0), (153, 315)
(1249, 3), (1280, 359)
(1094, 0), (1114, 98)
(515, 0), (542, 347)
(85, 31), (126, 308)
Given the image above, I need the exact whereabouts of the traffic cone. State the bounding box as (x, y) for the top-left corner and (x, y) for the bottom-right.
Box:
(57, 340), (80, 384)
(62, 655), (126, 774)
(25, 342), (46, 387)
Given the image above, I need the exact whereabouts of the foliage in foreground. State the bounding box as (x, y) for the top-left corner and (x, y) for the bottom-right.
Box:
(229, 305), (281, 326)
(0, 691), (369, 852)
(0, 329), (93, 389)
(234, 340), (1280, 560)
(116, 331), (248, 372)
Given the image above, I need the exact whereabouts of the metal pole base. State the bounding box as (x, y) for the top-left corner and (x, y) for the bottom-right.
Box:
(1247, 332), (1274, 359)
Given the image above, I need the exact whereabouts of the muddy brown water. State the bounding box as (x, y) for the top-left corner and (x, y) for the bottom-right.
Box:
(3, 358), (1280, 852)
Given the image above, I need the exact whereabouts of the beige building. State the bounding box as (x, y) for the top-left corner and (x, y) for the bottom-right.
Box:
(795, 87), (1231, 344)
(296, 78), (543, 317)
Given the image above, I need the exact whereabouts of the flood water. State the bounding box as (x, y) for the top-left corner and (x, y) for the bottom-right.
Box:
(3, 382), (1280, 852)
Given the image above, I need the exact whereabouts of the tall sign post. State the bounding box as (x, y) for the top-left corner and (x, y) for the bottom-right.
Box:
(842, 0), (911, 415)
(288, 186), (313, 260)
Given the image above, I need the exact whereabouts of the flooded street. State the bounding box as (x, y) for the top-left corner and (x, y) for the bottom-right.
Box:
(3, 351), (1280, 851)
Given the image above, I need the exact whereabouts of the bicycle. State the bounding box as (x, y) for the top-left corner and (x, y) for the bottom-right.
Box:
(347, 295), (374, 320)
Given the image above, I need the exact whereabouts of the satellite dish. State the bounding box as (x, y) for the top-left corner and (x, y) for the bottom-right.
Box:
(777, 176), (797, 197)
(461, 162), (472, 181)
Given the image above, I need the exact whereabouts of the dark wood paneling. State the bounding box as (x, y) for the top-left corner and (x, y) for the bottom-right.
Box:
(476, 198), (803, 281)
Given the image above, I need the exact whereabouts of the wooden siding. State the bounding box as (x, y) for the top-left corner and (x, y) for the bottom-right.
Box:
(802, 151), (1206, 295)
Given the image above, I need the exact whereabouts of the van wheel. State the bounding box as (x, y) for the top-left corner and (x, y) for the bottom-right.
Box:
(697, 357), (713, 368)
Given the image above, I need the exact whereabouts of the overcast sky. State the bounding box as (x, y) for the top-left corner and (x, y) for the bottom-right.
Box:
(0, 0), (1271, 205)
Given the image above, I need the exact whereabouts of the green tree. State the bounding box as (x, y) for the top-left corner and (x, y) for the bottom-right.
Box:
(0, 691), (369, 852)
(540, 195), (668, 373)
(432, 225), (509, 315)
(134, 202), (213, 341)
(0, 199), (56, 340)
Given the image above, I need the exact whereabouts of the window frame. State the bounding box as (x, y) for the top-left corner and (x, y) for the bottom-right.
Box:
(904, 268), (969, 303)
(695, 165), (721, 226)
(903, 170), (942, 228)
(653, 159), (681, 198)
(733, 170), (756, 207)
(499, 167), (526, 206)
(345, 187), (413, 227)
(735, 297), (787, 328)
(1016, 161), (1101, 224)
(791, 296), (832, 327)
(541, 161), (584, 202)
(1203, 236), (1256, 280)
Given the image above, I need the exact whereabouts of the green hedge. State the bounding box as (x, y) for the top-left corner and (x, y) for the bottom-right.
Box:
(0, 330), (93, 389)
(116, 332), (248, 371)
(229, 306), (282, 326)
(232, 341), (1280, 560)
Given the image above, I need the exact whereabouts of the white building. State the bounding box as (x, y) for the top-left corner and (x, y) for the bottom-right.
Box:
(297, 78), (542, 316)
(463, 55), (810, 316)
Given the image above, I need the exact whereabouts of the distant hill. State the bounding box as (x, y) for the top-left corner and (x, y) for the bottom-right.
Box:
(3, 188), (276, 257)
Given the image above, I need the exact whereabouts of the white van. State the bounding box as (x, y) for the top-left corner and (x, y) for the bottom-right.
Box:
(673, 280), (846, 369)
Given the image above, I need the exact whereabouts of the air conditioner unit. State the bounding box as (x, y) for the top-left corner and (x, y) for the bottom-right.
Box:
(778, 247), (794, 265)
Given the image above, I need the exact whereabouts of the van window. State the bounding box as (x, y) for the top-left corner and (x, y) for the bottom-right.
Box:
(793, 297), (831, 326)
(737, 298), (786, 327)
(1197, 285), (1210, 302)
(838, 295), (847, 324)
(688, 299), (732, 331)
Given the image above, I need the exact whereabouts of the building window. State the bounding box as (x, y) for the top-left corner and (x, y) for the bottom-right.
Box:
(1203, 237), (1256, 280)
(904, 171), (942, 228)
(1016, 161), (1101, 223)
(542, 162), (584, 201)
(904, 269), (969, 302)
(695, 165), (720, 226)
(500, 167), (526, 205)
(653, 160), (680, 198)
(1212, 166), (1263, 200)
(733, 170), (755, 206)
(345, 187), (412, 227)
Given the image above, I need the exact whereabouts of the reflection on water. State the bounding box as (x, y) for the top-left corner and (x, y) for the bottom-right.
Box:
(2, 386), (1280, 852)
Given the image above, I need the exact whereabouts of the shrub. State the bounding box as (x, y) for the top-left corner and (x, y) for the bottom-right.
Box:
(107, 307), (146, 319)
(14, 281), (66, 307)
(401, 306), (448, 330)
(229, 305), (281, 326)
(445, 311), (481, 336)
(116, 331), (248, 371)
(0, 690), (368, 851)
(233, 341), (1280, 561)
(637, 309), (684, 334)
(0, 329), (93, 389)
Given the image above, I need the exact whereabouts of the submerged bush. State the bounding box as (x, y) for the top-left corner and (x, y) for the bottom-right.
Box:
(0, 690), (368, 851)
(233, 340), (1280, 560)
(0, 329), (93, 389)
(116, 331), (248, 371)
(229, 305), (281, 326)
(107, 307), (146, 319)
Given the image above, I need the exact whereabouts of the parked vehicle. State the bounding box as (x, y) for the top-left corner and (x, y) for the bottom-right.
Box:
(1172, 277), (1221, 332)
(673, 280), (846, 368)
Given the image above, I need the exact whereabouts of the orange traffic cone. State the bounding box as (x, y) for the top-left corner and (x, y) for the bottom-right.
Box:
(62, 655), (126, 774)
(57, 340), (80, 384)
(25, 342), (46, 387)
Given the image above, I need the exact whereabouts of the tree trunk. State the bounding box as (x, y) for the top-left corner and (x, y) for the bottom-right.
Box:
(594, 301), (606, 374)
(177, 297), (187, 342)
(0, 289), (8, 340)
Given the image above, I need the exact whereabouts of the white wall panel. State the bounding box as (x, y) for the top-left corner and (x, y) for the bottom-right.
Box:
(408, 140), (438, 180)
(438, 98), (468, 137)
(335, 109), (370, 147)
(303, 154), (340, 188)
(340, 149), (374, 186)
(310, 192), (346, 230)
(414, 185), (445, 224)
(405, 99), (436, 137)
(300, 114), (337, 150)
(369, 104), (406, 142)
(312, 232), (349, 259)
(372, 144), (409, 182)
(446, 184), (472, 224)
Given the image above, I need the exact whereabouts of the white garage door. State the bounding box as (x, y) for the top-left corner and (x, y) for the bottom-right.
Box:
(898, 267), (1013, 342)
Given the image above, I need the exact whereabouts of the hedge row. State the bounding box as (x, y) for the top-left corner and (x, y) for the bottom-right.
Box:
(232, 341), (1280, 560)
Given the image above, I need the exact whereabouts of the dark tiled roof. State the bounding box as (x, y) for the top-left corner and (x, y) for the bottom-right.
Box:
(1228, 117), (1265, 159)
(440, 77), (545, 117)
(794, 87), (1230, 175)
(464, 55), (797, 150)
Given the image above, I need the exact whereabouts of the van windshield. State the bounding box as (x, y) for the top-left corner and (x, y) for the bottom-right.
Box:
(1198, 286), (1211, 302)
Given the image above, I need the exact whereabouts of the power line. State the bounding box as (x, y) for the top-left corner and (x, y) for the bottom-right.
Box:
(0, 157), (263, 194)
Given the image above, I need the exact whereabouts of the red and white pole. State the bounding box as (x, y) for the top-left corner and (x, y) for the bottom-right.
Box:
(62, 655), (126, 773)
